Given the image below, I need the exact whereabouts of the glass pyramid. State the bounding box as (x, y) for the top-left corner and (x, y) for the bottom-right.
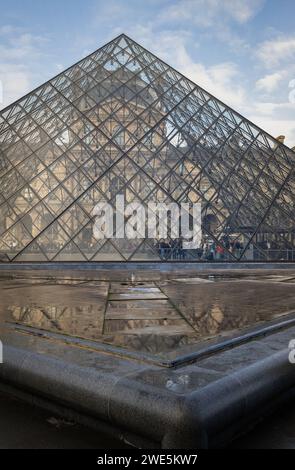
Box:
(0, 33), (295, 262)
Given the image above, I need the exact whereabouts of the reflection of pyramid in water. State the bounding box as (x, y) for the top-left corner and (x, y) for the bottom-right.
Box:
(0, 33), (295, 262)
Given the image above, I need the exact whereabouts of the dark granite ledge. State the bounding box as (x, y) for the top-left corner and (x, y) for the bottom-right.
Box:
(0, 323), (295, 448)
(9, 311), (295, 368)
(2, 261), (295, 271)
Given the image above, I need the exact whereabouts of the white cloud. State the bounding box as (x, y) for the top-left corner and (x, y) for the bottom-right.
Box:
(0, 25), (19, 35)
(0, 63), (31, 108)
(227, 0), (264, 23)
(176, 54), (246, 109)
(253, 101), (295, 116)
(245, 99), (295, 147)
(152, 0), (263, 54)
(0, 26), (49, 109)
(256, 71), (285, 93)
(0, 32), (46, 61)
(248, 115), (295, 147)
(256, 35), (295, 67)
(158, 0), (264, 27)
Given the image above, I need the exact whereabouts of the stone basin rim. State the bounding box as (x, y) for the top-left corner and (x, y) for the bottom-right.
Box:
(7, 309), (295, 368)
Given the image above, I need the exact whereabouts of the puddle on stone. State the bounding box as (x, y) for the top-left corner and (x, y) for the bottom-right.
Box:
(109, 285), (160, 294)
(116, 287), (159, 292)
(104, 319), (193, 334)
(9, 304), (105, 338)
(105, 309), (179, 320)
(172, 278), (213, 284)
(107, 299), (172, 309)
(109, 293), (167, 301)
(1, 270), (295, 357)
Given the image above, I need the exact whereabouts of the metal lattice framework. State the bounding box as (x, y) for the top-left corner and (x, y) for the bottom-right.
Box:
(0, 34), (295, 262)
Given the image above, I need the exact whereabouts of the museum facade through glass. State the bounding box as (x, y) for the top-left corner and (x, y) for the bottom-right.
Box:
(0, 34), (295, 262)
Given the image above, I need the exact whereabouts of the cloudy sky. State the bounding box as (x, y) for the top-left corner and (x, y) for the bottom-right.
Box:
(0, 0), (295, 146)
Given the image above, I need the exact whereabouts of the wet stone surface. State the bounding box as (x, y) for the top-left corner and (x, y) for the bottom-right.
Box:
(1, 268), (295, 359)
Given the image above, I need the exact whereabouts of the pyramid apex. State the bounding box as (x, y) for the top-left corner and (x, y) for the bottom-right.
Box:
(109, 32), (139, 45)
